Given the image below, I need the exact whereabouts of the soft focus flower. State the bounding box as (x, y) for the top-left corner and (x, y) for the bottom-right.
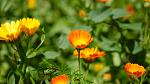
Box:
(74, 48), (105, 62)
(0, 20), (21, 41)
(51, 74), (69, 84)
(27, 0), (36, 9)
(68, 30), (93, 49)
(124, 63), (145, 77)
(20, 18), (40, 36)
(103, 73), (112, 81)
(145, 0), (150, 2)
(94, 63), (104, 72)
(126, 4), (135, 16)
(96, 0), (111, 3)
(79, 9), (86, 17)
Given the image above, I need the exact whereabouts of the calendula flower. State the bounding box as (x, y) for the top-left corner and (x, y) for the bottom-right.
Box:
(0, 20), (21, 41)
(74, 48), (105, 62)
(94, 63), (104, 72)
(79, 9), (87, 17)
(20, 18), (40, 36)
(68, 30), (93, 49)
(96, 0), (111, 3)
(145, 0), (150, 2)
(51, 74), (69, 84)
(124, 63), (145, 77)
(27, 0), (36, 9)
(103, 73), (112, 81)
(126, 4), (135, 16)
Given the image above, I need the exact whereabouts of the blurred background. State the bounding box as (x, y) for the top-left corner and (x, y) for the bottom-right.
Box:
(0, 0), (150, 84)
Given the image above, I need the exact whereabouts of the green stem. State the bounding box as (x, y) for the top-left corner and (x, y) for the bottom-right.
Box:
(77, 49), (81, 72)
(86, 63), (90, 81)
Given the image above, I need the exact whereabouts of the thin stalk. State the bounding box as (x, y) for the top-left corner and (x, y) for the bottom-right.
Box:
(85, 63), (90, 81)
(77, 49), (81, 72)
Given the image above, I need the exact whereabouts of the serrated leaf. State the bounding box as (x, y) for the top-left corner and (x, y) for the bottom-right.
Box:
(43, 51), (60, 59)
(112, 52), (121, 67)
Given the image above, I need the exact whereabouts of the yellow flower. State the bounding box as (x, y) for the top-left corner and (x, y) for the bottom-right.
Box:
(0, 20), (21, 41)
(68, 30), (93, 49)
(20, 18), (40, 36)
(94, 63), (104, 72)
(27, 0), (36, 9)
(74, 48), (105, 62)
(103, 73), (112, 81)
(51, 74), (69, 84)
(124, 63), (145, 77)
(79, 9), (86, 17)
(145, 0), (150, 2)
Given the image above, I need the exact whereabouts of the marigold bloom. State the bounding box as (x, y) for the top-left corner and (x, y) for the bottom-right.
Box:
(74, 48), (105, 62)
(103, 73), (112, 81)
(145, 0), (150, 2)
(68, 30), (93, 49)
(124, 63), (145, 77)
(79, 9), (86, 17)
(0, 20), (21, 41)
(94, 63), (104, 72)
(20, 18), (40, 36)
(51, 74), (68, 84)
(96, 0), (111, 3)
(27, 0), (36, 9)
(126, 4), (135, 16)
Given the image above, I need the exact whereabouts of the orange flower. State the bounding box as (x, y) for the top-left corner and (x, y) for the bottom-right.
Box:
(79, 9), (86, 17)
(0, 20), (21, 41)
(20, 18), (40, 36)
(124, 63), (145, 77)
(74, 48), (105, 62)
(103, 73), (112, 81)
(96, 0), (111, 3)
(145, 0), (150, 2)
(51, 74), (69, 84)
(68, 30), (93, 49)
(126, 4), (135, 16)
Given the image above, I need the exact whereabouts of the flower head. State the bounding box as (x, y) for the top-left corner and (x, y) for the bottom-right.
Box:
(51, 74), (69, 84)
(68, 30), (93, 49)
(20, 18), (40, 36)
(103, 73), (112, 81)
(126, 4), (135, 16)
(0, 20), (21, 41)
(27, 0), (36, 9)
(96, 0), (111, 3)
(94, 63), (104, 72)
(79, 9), (87, 17)
(74, 48), (105, 62)
(145, 0), (150, 2)
(124, 63), (145, 77)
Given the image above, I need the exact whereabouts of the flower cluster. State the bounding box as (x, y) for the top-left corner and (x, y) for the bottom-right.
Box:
(68, 29), (105, 62)
(124, 63), (145, 77)
(0, 18), (40, 42)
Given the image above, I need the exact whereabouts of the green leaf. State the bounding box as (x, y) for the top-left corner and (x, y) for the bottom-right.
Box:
(112, 8), (129, 19)
(118, 22), (142, 32)
(28, 66), (38, 80)
(89, 9), (112, 23)
(18, 76), (24, 84)
(8, 74), (15, 84)
(43, 51), (60, 59)
(57, 35), (70, 49)
(132, 41), (142, 54)
(112, 52), (121, 67)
